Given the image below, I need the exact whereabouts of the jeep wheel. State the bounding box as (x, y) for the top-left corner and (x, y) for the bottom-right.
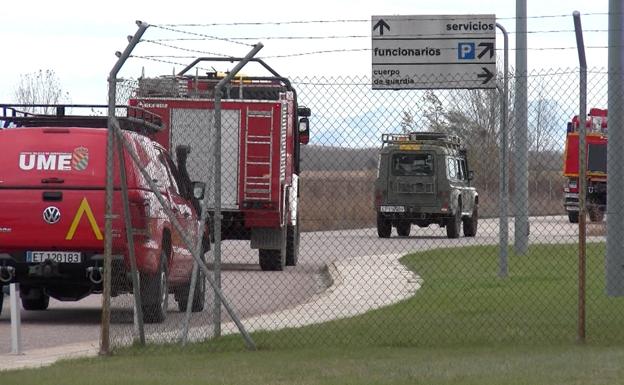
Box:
(463, 205), (478, 237)
(396, 221), (411, 237)
(141, 248), (168, 323)
(285, 221), (300, 266)
(377, 214), (392, 238)
(446, 203), (462, 239)
(588, 207), (604, 223)
(568, 211), (579, 223)
(259, 249), (285, 271)
(21, 288), (50, 311)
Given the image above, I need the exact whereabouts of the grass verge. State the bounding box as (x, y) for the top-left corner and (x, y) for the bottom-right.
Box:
(4, 243), (624, 384)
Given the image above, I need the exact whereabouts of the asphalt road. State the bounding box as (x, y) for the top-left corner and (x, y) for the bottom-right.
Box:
(0, 215), (589, 353)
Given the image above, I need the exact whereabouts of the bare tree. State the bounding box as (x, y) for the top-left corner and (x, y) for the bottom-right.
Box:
(400, 110), (415, 133)
(14, 69), (69, 113)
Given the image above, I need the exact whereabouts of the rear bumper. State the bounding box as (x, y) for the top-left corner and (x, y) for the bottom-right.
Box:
(0, 252), (126, 293)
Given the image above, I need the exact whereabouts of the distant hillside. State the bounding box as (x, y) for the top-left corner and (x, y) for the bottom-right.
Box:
(300, 145), (379, 171)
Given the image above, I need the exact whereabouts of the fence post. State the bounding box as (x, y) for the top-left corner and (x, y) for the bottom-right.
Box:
(10, 283), (22, 355)
(102, 20), (149, 355)
(573, 10), (587, 344)
(496, 22), (509, 278)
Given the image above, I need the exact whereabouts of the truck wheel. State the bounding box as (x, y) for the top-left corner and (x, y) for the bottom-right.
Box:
(446, 203), (462, 239)
(141, 248), (168, 323)
(285, 222), (300, 266)
(377, 214), (392, 238)
(259, 249), (284, 271)
(589, 207), (604, 222)
(463, 205), (478, 237)
(21, 288), (50, 311)
(568, 212), (579, 223)
(396, 221), (411, 237)
(175, 250), (206, 313)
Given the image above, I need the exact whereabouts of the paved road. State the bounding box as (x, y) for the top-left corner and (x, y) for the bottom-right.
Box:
(0, 215), (592, 353)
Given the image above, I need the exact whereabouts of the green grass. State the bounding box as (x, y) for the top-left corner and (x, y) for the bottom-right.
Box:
(4, 243), (624, 384)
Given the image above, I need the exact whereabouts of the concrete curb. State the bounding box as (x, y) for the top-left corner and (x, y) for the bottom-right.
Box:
(0, 253), (421, 371)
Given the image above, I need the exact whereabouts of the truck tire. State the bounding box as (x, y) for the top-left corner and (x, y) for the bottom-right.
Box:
(175, 249), (206, 313)
(446, 203), (462, 239)
(568, 212), (579, 223)
(285, 222), (300, 266)
(589, 207), (604, 223)
(463, 205), (478, 237)
(396, 221), (411, 237)
(21, 288), (50, 311)
(377, 214), (392, 238)
(141, 248), (168, 323)
(259, 249), (284, 271)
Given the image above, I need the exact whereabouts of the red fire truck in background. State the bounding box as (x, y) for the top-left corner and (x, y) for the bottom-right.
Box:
(130, 57), (310, 271)
(563, 108), (607, 223)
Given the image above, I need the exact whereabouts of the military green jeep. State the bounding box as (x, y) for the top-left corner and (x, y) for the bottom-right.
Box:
(374, 132), (478, 238)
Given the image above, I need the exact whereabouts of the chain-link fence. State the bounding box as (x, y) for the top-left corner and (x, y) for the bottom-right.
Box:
(103, 66), (624, 353)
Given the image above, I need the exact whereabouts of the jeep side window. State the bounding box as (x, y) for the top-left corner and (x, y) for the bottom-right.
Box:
(460, 158), (468, 181)
(447, 157), (458, 179)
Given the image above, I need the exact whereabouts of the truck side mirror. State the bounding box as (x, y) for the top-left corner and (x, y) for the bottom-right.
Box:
(468, 170), (474, 180)
(297, 106), (311, 117)
(192, 181), (206, 200)
(298, 117), (310, 145)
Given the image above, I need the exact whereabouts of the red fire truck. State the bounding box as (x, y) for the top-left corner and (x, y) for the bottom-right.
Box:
(129, 58), (310, 271)
(563, 108), (607, 223)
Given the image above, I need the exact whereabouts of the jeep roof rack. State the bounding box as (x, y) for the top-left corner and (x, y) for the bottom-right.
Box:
(381, 131), (462, 150)
(0, 104), (163, 133)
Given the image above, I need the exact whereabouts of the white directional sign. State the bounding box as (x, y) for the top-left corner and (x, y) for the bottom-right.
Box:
(371, 14), (496, 90)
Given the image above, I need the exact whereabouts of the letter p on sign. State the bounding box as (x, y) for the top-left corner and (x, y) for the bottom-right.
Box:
(458, 43), (475, 60)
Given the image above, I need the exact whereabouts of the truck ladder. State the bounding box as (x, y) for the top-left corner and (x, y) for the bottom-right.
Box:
(244, 109), (274, 201)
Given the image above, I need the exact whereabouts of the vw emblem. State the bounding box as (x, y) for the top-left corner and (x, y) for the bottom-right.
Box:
(43, 206), (61, 225)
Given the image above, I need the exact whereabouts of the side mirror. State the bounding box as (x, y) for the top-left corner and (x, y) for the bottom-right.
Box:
(468, 170), (474, 181)
(192, 181), (206, 200)
(297, 106), (311, 117)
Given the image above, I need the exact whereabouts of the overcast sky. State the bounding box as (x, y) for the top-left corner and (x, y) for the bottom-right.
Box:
(0, 0), (609, 103)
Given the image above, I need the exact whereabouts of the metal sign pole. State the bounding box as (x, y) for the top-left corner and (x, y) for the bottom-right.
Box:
(496, 22), (509, 278)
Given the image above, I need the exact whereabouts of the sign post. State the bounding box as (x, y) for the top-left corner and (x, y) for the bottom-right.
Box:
(372, 14), (496, 90)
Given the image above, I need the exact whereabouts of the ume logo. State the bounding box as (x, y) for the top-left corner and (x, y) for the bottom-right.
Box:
(19, 147), (89, 171)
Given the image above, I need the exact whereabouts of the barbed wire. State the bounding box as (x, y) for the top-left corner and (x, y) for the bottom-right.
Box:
(146, 29), (613, 43)
(151, 25), (255, 47)
(156, 12), (611, 27)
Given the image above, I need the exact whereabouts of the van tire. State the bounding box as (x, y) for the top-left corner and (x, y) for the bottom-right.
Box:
(396, 221), (411, 237)
(175, 249), (206, 313)
(463, 205), (478, 237)
(446, 203), (462, 239)
(21, 288), (50, 311)
(377, 214), (392, 238)
(141, 248), (168, 323)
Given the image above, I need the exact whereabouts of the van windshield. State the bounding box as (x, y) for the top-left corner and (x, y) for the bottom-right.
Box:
(391, 153), (434, 176)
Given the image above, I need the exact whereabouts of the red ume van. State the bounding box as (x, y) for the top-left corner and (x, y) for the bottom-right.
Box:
(0, 107), (207, 323)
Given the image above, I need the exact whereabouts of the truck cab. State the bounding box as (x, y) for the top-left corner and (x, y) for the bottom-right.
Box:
(374, 132), (478, 238)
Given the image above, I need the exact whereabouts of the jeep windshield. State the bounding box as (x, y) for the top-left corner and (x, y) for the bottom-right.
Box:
(391, 153), (434, 176)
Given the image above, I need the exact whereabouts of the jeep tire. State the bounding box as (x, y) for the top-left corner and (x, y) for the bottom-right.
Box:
(396, 221), (411, 237)
(175, 248), (206, 313)
(463, 205), (478, 237)
(446, 203), (462, 239)
(377, 214), (392, 238)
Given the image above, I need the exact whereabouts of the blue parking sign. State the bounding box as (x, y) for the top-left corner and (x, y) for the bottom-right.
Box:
(458, 42), (475, 60)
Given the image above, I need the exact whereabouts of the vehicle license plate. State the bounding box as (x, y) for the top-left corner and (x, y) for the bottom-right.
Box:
(380, 205), (405, 213)
(26, 251), (82, 263)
